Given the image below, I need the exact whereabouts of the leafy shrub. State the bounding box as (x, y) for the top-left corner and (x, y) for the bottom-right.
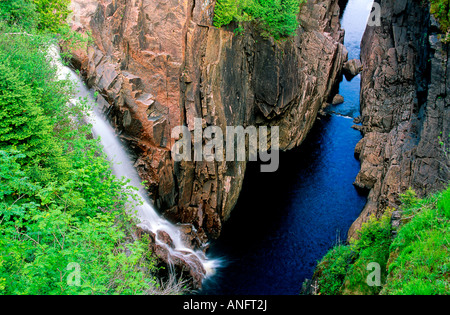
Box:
(0, 31), (75, 182)
(430, 0), (450, 30)
(0, 150), (158, 294)
(381, 190), (450, 295)
(0, 27), (162, 295)
(213, 0), (305, 40)
(438, 186), (450, 218)
(0, 62), (52, 158)
(430, 0), (450, 43)
(313, 186), (450, 295)
(339, 210), (393, 295)
(313, 245), (354, 295)
(214, 0), (239, 28)
(0, 0), (37, 29)
(33, 0), (71, 32)
(0, 0), (72, 32)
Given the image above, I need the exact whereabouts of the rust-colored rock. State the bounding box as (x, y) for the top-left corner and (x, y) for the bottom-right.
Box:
(69, 0), (347, 243)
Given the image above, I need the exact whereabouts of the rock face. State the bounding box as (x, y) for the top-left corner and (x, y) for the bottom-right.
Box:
(332, 94), (344, 105)
(348, 0), (450, 239)
(343, 58), (362, 78)
(136, 226), (207, 289)
(69, 0), (347, 243)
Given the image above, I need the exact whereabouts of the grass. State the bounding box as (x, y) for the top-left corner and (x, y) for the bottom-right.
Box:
(311, 187), (450, 295)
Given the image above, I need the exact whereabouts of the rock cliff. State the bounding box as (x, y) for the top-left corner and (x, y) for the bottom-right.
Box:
(69, 0), (347, 243)
(349, 0), (450, 239)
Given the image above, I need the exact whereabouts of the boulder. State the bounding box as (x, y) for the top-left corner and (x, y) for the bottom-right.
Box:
(136, 227), (207, 290)
(343, 58), (363, 78)
(332, 94), (344, 105)
(156, 230), (175, 249)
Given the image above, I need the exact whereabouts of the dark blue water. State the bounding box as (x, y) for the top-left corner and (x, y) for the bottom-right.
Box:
(200, 0), (373, 295)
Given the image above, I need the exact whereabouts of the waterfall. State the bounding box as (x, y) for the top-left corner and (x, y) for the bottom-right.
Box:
(48, 46), (219, 283)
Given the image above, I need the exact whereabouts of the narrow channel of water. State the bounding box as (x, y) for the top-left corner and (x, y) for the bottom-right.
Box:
(200, 0), (373, 295)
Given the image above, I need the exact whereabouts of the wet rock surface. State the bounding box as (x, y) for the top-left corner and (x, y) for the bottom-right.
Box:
(136, 226), (207, 290)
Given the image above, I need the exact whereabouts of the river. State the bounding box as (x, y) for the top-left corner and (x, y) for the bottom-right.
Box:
(200, 0), (374, 295)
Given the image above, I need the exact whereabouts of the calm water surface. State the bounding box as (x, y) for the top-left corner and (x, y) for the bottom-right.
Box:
(201, 0), (373, 295)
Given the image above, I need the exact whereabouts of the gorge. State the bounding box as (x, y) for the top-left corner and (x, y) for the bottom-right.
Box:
(52, 48), (220, 288)
(67, 0), (449, 293)
(199, 0), (372, 295)
(1, 0), (449, 297)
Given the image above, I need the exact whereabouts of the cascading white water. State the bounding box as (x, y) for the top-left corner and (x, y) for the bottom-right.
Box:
(49, 45), (219, 281)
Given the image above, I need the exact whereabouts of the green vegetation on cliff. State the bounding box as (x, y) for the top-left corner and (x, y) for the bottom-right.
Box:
(213, 0), (305, 39)
(312, 187), (450, 295)
(0, 3), (165, 295)
(430, 0), (450, 42)
(0, 0), (70, 32)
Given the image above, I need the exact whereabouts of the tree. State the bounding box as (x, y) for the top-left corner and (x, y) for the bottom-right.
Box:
(0, 61), (53, 160)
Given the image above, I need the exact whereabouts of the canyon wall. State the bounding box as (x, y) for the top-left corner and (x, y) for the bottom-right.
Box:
(349, 0), (450, 239)
(69, 0), (347, 243)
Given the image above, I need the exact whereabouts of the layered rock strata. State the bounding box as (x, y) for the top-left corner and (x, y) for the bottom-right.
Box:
(69, 0), (347, 243)
(349, 0), (450, 239)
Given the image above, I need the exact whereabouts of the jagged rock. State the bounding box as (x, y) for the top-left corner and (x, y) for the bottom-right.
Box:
(353, 116), (362, 124)
(177, 223), (209, 252)
(347, 0), (450, 241)
(351, 124), (363, 132)
(391, 211), (403, 237)
(332, 94), (344, 105)
(69, 0), (348, 244)
(343, 58), (363, 78)
(156, 230), (175, 249)
(136, 227), (207, 290)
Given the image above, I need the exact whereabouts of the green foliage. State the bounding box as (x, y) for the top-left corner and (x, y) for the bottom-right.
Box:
(0, 62), (51, 157)
(340, 210), (393, 295)
(0, 0), (90, 61)
(313, 186), (450, 295)
(430, 0), (450, 30)
(399, 188), (419, 209)
(0, 26), (161, 295)
(0, 0), (71, 32)
(0, 0), (37, 30)
(313, 245), (354, 295)
(33, 0), (71, 32)
(213, 0), (305, 40)
(314, 211), (393, 295)
(438, 186), (450, 218)
(381, 189), (450, 295)
(214, 0), (239, 28)
(0, 31), (76, 182)
(0, 150), (158, 294)
(430, 0), (450, 43)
